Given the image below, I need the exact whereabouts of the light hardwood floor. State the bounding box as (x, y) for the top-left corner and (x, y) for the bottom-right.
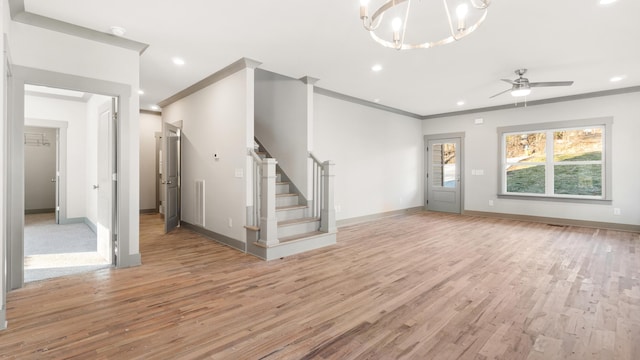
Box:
(2, 212), (639, 359)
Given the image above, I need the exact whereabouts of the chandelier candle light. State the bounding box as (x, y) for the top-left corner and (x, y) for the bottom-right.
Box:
(359, 0), (491, 50)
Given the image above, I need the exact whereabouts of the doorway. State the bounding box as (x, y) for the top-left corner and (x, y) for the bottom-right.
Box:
(425, 133), (464, 214)
(8, 65), (139, 291)
(162, 122), (181, 233)
(22, 86), (115, 283)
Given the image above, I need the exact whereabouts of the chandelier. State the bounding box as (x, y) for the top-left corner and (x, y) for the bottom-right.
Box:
(359, 0), (491, 50)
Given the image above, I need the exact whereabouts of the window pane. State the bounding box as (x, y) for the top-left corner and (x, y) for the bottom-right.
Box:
(507, 164), (545, 194)
(432, 143), (456, 188)
(554, 164), (602, 196)
(505, 132), (546, 162)
(554, 128), (602, 162)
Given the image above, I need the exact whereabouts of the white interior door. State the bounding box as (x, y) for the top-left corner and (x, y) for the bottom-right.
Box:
(96, 100), (116, 263)
(426, 137), (462, 213)
(163, 122), (181, 233)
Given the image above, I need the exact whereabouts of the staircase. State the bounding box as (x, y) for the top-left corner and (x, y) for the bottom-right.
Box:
(246, 142), (336, 260)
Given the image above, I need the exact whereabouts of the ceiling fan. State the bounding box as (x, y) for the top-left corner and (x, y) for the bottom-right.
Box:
(490, 69), (574, 98)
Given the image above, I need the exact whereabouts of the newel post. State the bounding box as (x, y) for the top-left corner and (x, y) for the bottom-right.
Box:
(320, 161), (336, 233)
(259, 158), (279, 246)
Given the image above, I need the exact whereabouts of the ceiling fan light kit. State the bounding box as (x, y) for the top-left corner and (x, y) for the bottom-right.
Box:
(359, 0), (491, 50)
(490, 69), (574, 99)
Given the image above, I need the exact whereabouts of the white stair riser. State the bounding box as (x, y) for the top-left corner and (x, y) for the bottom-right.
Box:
(247, 232), (337, 261)
(276, 195), (298, 207)
(276, 183), (290, 194)
(278, 220), (319, 238)
(276, 207), (306, 221)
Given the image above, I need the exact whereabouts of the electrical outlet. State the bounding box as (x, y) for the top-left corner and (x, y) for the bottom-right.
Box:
(228, 217), (233, 227)
(613, 208), (621, 216)
(489, 200), (494, 206)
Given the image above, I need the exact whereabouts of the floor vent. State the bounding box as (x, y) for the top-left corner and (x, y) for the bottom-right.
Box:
(195, 180), (205, 226)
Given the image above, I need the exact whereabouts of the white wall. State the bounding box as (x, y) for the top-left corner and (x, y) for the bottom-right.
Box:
(9, 20), (141, 263)
(255, 70), (309, 197)
(162, 69), (253, 243)
(139, 112), (162, 211)
(24, 126), (56, 211)
(423, 92), (640, 226)
(314, 94), (424, 221)
(25, 95), (88, 219)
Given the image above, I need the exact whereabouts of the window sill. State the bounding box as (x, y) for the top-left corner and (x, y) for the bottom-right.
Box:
(497, 194), (612, 205)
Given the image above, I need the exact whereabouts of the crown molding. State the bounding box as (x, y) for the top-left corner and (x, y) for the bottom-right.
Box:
(8, 0), (149, 54)
(422, 86), (640, 120)
(158, 57), (262, 108)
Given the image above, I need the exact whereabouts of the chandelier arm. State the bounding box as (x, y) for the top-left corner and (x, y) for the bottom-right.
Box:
(470, 0), (490, 10)
(398, 0), (412, 50)
(370, 0), (409, 24)
(362, 12), (385, 31)
(442, 0), (459, 41)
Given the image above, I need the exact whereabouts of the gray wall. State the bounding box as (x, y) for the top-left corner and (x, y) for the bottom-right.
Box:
(24, 126), (56, 211)
(162, 66), (254, 243)
(254, 69), (309, 198)
(423, 92), (640, 226)
(313, 93), (425, 221)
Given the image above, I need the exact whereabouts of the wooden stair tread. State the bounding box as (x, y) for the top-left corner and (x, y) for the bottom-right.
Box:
(279, 231), (325, 244)
(276, 193), (298, 198)
(252, 231), (326, 247)
(278, 217), (319, 226)
(276, 205), (307, 211)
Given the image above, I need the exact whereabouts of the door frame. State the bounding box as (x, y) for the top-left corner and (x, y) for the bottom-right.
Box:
(154, 131), (162, 214)
(8, 66), (137, 290)
(424, 132), (465, 214)
(24, 119), (68, 224)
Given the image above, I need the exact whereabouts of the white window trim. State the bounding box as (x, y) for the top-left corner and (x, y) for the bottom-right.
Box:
(497, 117), (613, 202)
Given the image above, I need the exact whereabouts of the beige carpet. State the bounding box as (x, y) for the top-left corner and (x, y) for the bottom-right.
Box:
(24, 213), (111, 283)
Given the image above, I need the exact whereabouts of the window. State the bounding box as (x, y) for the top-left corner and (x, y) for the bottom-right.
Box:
(498, 118), (612, 201)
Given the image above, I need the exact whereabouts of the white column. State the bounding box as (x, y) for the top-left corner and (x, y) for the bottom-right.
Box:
(320, 161), (336, 233)
(259, 158), (279, 245)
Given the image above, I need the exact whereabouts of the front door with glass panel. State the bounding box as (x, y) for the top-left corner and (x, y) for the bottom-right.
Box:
(426, 137), (461, 213)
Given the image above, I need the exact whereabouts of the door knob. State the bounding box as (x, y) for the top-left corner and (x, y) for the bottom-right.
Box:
(50, 178), (56, 183)
(93, 184), (99, 189)
(166, 180), (173, 185)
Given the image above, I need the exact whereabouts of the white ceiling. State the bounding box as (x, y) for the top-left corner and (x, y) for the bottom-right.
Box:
(22, 0), (640, 116)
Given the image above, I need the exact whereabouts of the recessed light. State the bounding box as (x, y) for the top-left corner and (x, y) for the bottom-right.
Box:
(599, 0), (617, 5)
(456, 100), (465, 106)
(609, 75), (625, 82)
(172, 57), (185, 66)
(150, 105), (160, 111)
(138, 89), (145, 95)
(109, 26), (126, 37)
(371, 64), (383, 72)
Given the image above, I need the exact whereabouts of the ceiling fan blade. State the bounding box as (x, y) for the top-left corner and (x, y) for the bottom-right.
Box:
(529, 81), (574, 87)
(500, 79), (516, 85)
(489, 88), (512, 99)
